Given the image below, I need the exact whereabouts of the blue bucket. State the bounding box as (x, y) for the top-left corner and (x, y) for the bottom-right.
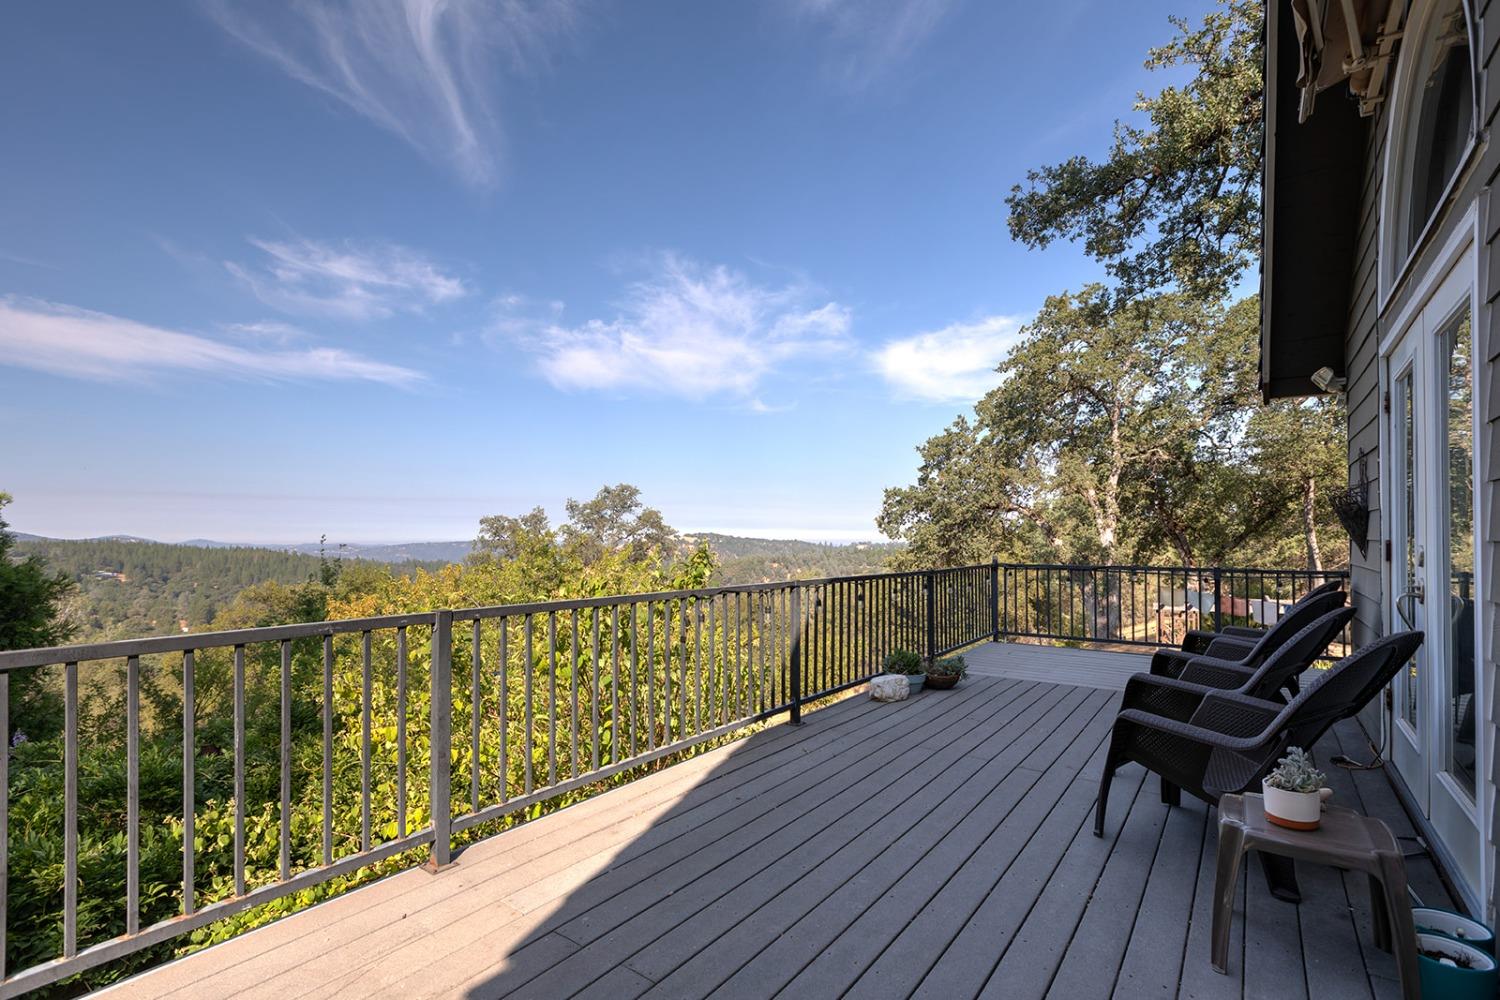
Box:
(1414, 907), (1495, 954)
(1417, 932), (1497, 1000)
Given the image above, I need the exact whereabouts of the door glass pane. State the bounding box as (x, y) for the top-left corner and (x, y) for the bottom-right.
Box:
(1399, 370), (1420, 733)
(1442, 306), (1476, 796)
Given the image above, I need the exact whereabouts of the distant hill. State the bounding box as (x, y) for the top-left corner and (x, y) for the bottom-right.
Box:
(12, 536), (442, 642)
(687, 533), (904, 584)
(12, 530), (903, 640)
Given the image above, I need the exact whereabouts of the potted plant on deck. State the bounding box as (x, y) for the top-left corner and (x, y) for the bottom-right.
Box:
(924, 655), (967, 690)
(883, 650), (926, 694)
(1261, 747), (1332, 830)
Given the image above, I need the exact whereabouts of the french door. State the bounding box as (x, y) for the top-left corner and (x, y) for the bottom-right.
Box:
(1384, 252), (1482, 902)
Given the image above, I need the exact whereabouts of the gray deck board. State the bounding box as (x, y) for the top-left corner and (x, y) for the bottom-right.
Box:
(101, 644), (1455, 1000)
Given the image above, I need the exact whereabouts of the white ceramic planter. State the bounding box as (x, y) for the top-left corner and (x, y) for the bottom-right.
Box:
(1261, 781), (1331, 830)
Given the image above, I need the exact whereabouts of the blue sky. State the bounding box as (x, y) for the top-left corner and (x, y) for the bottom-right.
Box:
(0, 0), (1209, 544)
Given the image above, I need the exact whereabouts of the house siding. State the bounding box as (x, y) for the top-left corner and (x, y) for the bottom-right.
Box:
(1339, 0), (1499, 920)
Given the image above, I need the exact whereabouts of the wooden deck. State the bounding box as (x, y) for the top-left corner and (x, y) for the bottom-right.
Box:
(102, 644), (1452, 1000)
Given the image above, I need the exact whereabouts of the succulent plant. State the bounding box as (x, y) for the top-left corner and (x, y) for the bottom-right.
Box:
(927, 655), (967, 678)
(883, 649), (925, 676)
(1265, 746), (1326, 793)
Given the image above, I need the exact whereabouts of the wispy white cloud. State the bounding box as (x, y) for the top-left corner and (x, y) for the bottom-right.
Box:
(0, 297), (422, 387)
(788, 0), (959, 87)
(226, 236), (467, 320)
(499, 254), (851, 403)
(874, 314), (1024, 403)
(202, 0), (580, 187)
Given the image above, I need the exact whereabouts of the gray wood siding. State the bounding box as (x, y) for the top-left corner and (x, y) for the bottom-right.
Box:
(1344, 0), (1499, 922)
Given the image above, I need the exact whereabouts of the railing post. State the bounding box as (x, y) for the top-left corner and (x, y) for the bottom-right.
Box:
(1211, 567), (1223, 635)
(925, 569), (937, 664)
(989, 558), (1000, 642)
(789, 587), (804, 725)
(429, 610), (453, 870)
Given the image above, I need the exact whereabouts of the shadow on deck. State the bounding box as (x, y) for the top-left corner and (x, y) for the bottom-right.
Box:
(102, 643), (1451, 1000)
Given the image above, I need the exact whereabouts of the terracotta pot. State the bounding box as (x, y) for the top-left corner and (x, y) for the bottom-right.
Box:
(924, 672), (960, 690)
(1261, 781), (1331, 830)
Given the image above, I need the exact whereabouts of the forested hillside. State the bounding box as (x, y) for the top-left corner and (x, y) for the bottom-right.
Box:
(14, 537), (439, 642)
(693, 533), (903, 583)
(12, 530), (903, 644)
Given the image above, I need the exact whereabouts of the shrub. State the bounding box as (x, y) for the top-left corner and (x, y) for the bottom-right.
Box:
(882, 650), (924, 676)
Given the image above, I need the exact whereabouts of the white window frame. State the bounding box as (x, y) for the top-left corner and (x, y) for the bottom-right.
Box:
(1377, 0), (1482, 312)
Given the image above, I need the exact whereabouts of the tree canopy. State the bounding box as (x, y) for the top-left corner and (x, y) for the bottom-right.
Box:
(1005, 0), (1263, 302)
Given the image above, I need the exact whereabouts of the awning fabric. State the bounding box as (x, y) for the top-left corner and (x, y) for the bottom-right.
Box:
(1289, 0), (1405, 121)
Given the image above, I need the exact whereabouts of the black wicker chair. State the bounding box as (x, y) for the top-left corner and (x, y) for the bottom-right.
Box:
(1095, 629), (1424, 841)
(1177, 578), (1344, 655)
(1126, 607), (1354, 718)
(1150, 588), (1347, 684)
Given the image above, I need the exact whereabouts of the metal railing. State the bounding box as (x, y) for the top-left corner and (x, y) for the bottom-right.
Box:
(0, 560), (1342, 994)
(998, 563), (1349, 653)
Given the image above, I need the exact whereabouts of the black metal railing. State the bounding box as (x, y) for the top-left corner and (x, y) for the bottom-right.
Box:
(0, 559), (1343, 994)
(997, 563), (1350, 654)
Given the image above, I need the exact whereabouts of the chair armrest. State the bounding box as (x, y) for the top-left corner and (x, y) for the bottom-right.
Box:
(1222, 624), (1265, 639)
(1179, 659), (1256, 691)
(1114, 708), (1271, 754)
(1186, 690), (1282, 739)
(1204, 635), (1256, 660)
(1179, 628), (1220, 655)
(1150, 648), (1196, 678)
(1121, 672), (1215, 723)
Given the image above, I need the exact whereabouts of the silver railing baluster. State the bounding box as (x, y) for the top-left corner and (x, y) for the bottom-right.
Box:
(471, 619), (481, 814)
(64, 661), (78, 955)
(322, 635), (333, 867)
(128, 654), (142, 930)
(361, 632), (372, 853)
(182, 651), (195, 916)
(232, 646), (244, 898)
(279, 639), (291, 881)
(397, 626), (408, 838)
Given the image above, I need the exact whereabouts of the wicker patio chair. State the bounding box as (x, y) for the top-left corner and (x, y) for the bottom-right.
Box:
(1095, 630), (1424, 841)
(1149, 588), (1347, 684)
(1124, 608), (1355, 723)
(1178, 578), (1345, 655)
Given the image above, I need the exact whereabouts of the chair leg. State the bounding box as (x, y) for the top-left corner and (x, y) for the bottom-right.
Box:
(1368, 872), (1392, 952)
(1211, 820), (1247, 974)
(1094, 753), (1118, 837)
(1260, 852), (1301, 904)
(1160, 776), (1181, 807)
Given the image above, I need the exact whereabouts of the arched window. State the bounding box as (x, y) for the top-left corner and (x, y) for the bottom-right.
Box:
(1384, 0), (1476, 293)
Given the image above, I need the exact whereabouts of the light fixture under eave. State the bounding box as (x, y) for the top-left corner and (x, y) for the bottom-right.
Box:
(1311, 365), (1348, 393)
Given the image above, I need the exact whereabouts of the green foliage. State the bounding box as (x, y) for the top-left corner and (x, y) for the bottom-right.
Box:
(0, 493), (76, 740)
(1006, 0), (1263, 302)
(878, 291), (1347, 570)
(928, 655), (967, 679)
(1265, 746), (1326, 793)
(698, 534), (903, 584)
(883, 650), (924, 676)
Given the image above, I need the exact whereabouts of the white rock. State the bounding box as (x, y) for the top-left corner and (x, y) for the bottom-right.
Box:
(869, 674), (909, 702)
